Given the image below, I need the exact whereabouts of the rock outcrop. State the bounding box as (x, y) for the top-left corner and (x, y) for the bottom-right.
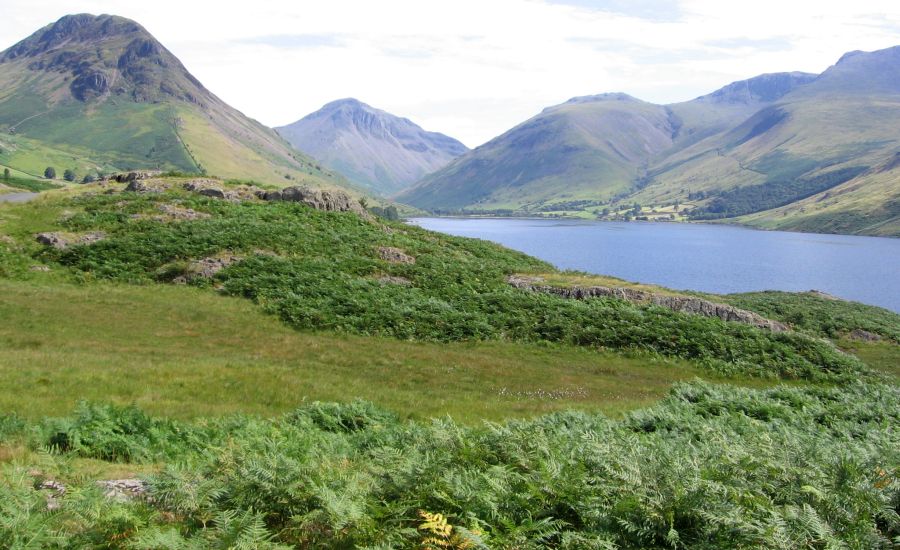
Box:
(378, 246), (415, 264)
(258, 186), (368, 216)
(508, 275), (789, 332)
(182, 179), (260, 201)
(508, 275), (653, 302)
(849, 329), (882, 342)
(171, 254), (241, 284)
(35, 231), (106, 249)
(649, 295), (788, 332)
(115, 170), (162, 184)
(155, 203), (210, 221)
(376, 275), (412, 286)
(98, 479), (149, 501)
(124, 178), (170, 193)
(35, 477), (148, 510)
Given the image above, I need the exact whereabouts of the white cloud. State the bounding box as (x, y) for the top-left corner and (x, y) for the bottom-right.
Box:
(2, 0), (899, 146)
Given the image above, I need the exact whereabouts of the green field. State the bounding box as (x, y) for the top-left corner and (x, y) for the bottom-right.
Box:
(0, 279), (719, 422)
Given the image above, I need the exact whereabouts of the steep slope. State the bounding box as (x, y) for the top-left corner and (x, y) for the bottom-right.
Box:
(276, 98), (468, 195)
(667, 72), (817, 147)
(0, 14), (347, 188)
(400, 94), (678, 211)
(400, 75), (816, 214)
(636, 47), (900, 234)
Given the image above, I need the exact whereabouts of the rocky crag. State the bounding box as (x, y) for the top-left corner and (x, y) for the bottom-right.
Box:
(508, 275), (789, 332)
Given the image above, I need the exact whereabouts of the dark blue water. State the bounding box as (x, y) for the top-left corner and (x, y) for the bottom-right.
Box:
(410, 218), (900, 313)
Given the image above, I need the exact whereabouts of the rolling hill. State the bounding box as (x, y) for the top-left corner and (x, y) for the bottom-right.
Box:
(276, 98), (468, 196)
(399, 49), (900, 236)
(0, 14), (348, 188)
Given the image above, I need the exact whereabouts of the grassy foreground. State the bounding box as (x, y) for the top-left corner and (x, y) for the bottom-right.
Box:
(1, 381), (897, 548)
(0, 279), (717, 422)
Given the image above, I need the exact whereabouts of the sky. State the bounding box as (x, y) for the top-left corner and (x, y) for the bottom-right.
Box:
(2, 0), (900, 147)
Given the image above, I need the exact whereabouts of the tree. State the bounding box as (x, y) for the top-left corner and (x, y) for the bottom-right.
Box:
(383, 205), (399, 221)
(82, 174), (96, 184)
(2, 168), (9, 181)
(44, 167), (56, 179)
(63, 169), (77, 182)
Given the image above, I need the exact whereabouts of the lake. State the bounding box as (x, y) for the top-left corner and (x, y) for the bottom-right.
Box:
(410, 218), (900, 313)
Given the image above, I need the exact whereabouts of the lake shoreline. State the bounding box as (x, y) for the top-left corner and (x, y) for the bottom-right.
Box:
(410, 217), (900, 313)
(406, 214), (898, 240)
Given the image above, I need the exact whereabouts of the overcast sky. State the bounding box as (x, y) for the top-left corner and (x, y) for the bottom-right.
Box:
(2, 0), (900, 147)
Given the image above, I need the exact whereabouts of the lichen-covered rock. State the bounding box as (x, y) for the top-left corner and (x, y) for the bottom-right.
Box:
(261, 185), (369, 216)
(116, 171), (162, 184)
(182, 179), (260, 201)
(849, 328), (882, 341)
(34, 478), (148, 509)
(507, 275), (651, 302)
(97, 479), (148, 501)
(650, 296), (789, 332)
(198, 187), (225, 199)
(378, 246), (415, 264)
(155, 203), (210, 221)
(508, 275), (788, 332)
(35, 231), (106, 249)
(172, 254), (241, 284)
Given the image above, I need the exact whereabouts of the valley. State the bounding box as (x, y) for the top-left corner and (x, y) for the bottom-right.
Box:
(0, 10), (897, 549)
(399, 53), (900, 237)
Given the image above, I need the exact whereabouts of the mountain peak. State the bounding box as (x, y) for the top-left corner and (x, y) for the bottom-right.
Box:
(812, 45), (900, 95)
(323, 98), (370, 110)
(0, 14), (346, 189)
(1, 13), (206, 105)
(565, 92), (639, 104)
(694, 72), (817, 105)
(277, 100), (468, 195)
(2, 14), (147, 61)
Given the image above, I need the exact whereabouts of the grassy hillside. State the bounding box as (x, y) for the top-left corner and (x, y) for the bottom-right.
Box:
(1, 180), (869, 380)
(722, 290), (900, 342)
(1, 180), (897, 547)
(399, 94), (675, 212)
(0, 14), (349, 190)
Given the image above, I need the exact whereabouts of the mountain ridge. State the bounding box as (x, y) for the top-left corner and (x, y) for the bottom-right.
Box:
(276, 98), (468, 195)
(399, 47), (900, 236)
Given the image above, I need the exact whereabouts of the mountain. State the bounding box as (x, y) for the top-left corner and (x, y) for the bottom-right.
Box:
(0, 14), (347, 188)
(635, 47), (900, 235)
(399, 49), (900, 236)
(276, 98), (468, 195)
(400, 93), (677, 211)
(399, 75), (818, 214)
